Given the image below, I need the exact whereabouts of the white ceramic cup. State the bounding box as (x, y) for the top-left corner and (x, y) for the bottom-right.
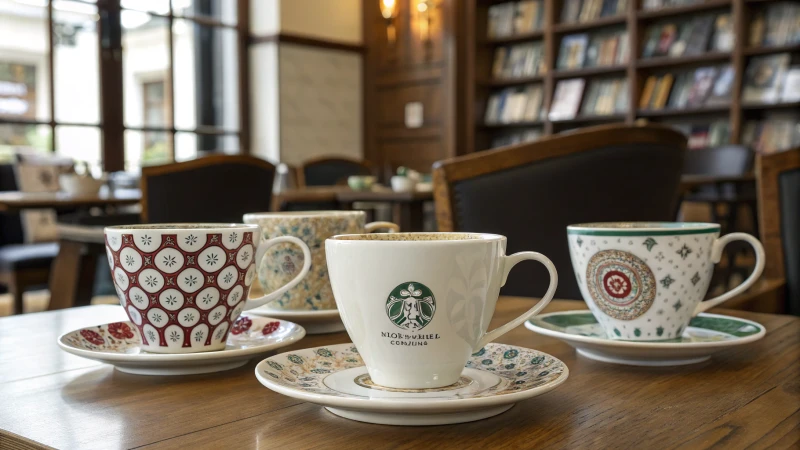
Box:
(104, 224), (312, 353)
(326, 232), (558, 389)
(567, 222), (765, 341)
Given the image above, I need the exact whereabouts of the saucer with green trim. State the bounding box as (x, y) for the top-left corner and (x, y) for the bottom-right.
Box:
(525, 310), (765, 366)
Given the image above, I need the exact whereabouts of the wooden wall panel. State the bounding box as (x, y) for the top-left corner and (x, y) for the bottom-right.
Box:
(376, 83), (444, 127)
(363, 0), (457, 175)
(379, 139), (447, 172)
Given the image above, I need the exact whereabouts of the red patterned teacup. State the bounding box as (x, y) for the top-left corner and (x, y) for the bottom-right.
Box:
(104, 224), (311, 354)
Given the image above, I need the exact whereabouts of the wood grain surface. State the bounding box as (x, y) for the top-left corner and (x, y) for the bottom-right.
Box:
(0, 299), (797, 450)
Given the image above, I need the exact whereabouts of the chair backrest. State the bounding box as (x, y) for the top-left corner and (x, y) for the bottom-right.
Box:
(298, 156), (372, 187)
(141, 155), (276, 223)
(433, 124), (687, 300)
(0, 163), (25, 246)
(683, 145), (754, 176)
(757, 148), (800, 315)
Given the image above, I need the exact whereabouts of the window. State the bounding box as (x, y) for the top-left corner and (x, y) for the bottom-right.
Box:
(142, 79), (169, 164)
(0, 0), (247, 172)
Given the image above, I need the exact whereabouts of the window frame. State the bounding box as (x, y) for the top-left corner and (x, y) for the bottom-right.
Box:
(0, 0), (250, 172)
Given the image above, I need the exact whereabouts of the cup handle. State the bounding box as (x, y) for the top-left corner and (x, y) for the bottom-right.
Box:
(365, 221), (399, 233)
(474, 252), (558, 351)
(242, 236), (312, 311)
(692, 232), (765, 316)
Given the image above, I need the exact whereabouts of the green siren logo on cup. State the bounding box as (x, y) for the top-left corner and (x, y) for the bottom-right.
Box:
(386, 282), (436, 331)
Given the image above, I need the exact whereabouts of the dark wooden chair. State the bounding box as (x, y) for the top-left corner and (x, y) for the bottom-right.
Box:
(141, 155), (276, 223)
(297, 156), (372, 187)
(730, 148), (800, 315)
(0, 164), (59, 314)
(433, 124), (687, 300)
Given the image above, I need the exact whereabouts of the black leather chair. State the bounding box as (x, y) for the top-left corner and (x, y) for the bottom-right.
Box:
(433, 124), (687, 300)
(746, 148), (800, 315)
(298, 156), (372, 187)
(141, 155), (276, 223)
(0, 164), (59, 313)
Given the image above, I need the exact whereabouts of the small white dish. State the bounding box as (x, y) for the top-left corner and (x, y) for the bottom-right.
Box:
(254, 343), (568, 426)
(58, 316), (305, 375)
(525, 310), (765, 367)
(248, 308), (344, 334)
(390, 176), (416, 192)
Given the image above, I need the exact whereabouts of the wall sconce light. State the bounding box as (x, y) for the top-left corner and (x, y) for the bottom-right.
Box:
(380, 0), (398, 46)
(416, 0), (438, 49)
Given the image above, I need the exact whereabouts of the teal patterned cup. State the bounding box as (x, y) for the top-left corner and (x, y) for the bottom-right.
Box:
(243, 211), (398, 310)
(567, 222), (764, 341)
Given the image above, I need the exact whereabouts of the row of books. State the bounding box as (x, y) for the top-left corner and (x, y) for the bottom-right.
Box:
(742, 117), (800, 154)
(491, 129), (543, 149)
(487, 1), (544, 39)
(484, 84), (545, 124)
(749, 2), (800, 48)
(642, 0), (703, 11)
(670, 121), (731, 150)
(491, 42), (545, 79)
(640, 65), (733, 110)
(560, 0), (627, 24)
(743, 54), (800, 104)
(557, 30), (629, 70)
(642, 14), (733, 59)
(581, 78), (629, 116)
(549, 77), (628, 121)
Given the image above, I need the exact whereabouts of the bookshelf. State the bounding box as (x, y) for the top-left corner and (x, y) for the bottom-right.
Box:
(464, 0), (800, 153)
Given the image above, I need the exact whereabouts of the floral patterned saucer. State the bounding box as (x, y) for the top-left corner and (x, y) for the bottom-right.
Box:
(248, 308), (344, 334)
(58, 316), (305, 376)
(525, 310), (765, 367)
(254, 343), (569, 426)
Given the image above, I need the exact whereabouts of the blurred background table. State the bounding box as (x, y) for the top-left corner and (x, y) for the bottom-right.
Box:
(273, 187), (433, 232)
(0, 298), (797, 449)
(0, 189), (141, 212)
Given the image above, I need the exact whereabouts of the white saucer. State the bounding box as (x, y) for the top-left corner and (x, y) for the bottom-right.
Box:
(525, 310), (766, 367)
(255, 343), (569, 426)
(248, 308), (344, 334)
(58, 316), (305, 375)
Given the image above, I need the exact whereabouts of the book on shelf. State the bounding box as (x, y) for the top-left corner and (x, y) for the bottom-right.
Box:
(585, 30), (628, 67)
(549, 78), (586, 121)
(742, 116), (800, 154)
(651, 74), (674, 109)
(705, 66), (734, 106)
(684, 15), (714, 55)
(642, 0), (704, 11)
(484, 84), (545, 125)
(757, 2), (800, 48)
(558, 34), (589, 70)
(711, 14), (734, 53)
(742, 53), (791, 104)
(514, 0), (544, 35)
(642, 64), (732, 111)
(487, 2), (516, 38)
(491, 128), (543, 149)
(686, 67), (718, 107)
(488, 1), (544, 39)
(580, 78), (627, 116)
(561, 0), (626, 24)
(781, 66), (800, 103)
(669, 120), (731, 150)
(492, 42), (545, 79)
(642, 14), (718, 59)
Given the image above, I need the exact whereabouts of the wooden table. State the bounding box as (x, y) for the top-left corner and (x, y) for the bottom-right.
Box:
(273, 187), (434, 231)
(0, 189), (141, 212)
(1, 298), (797, 449)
